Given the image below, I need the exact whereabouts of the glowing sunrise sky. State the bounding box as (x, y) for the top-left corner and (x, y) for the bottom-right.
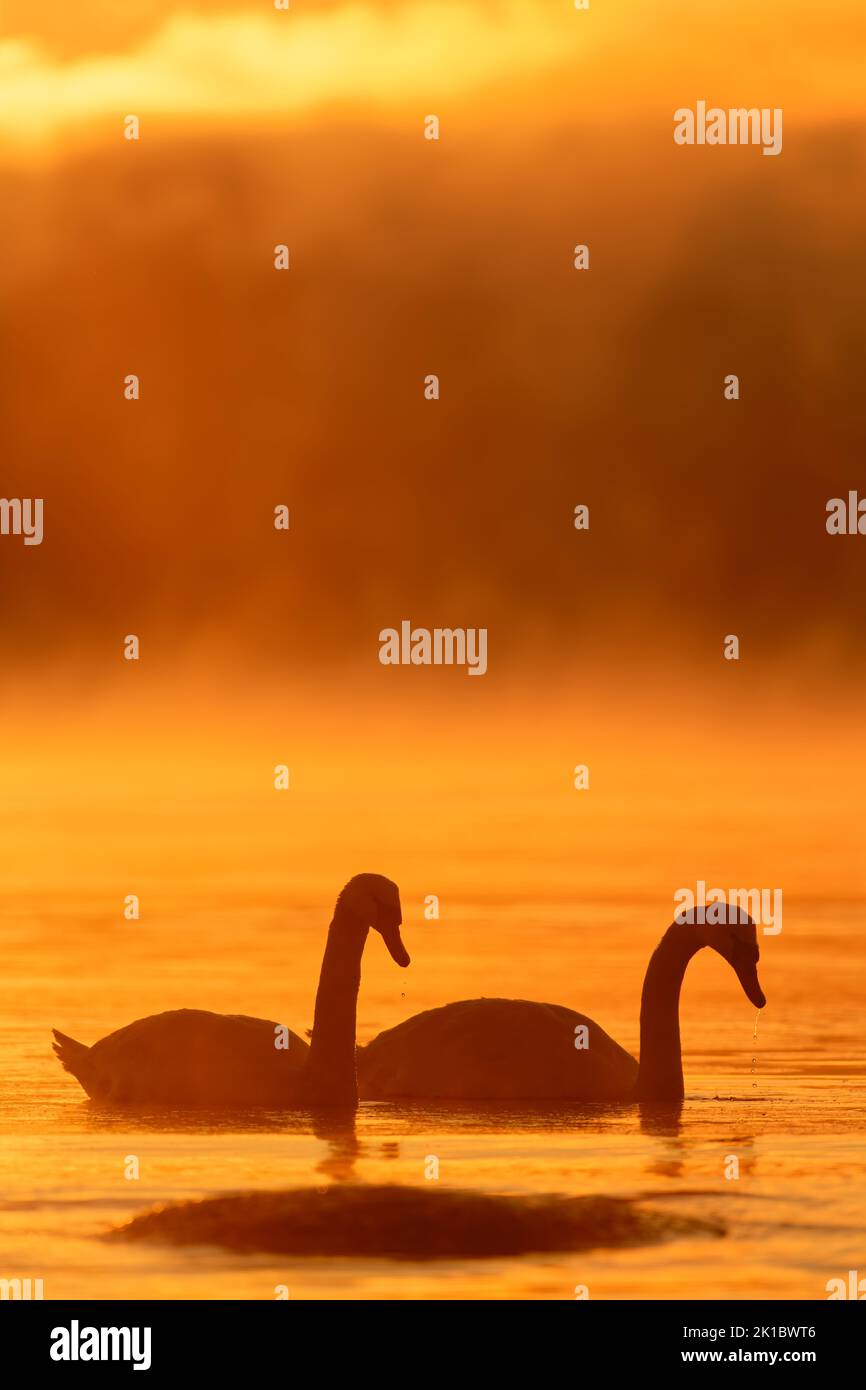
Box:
(2, 1), (866, 143)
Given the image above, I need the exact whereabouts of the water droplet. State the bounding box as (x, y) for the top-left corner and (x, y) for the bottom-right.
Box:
(750, 1013), (760, 1090)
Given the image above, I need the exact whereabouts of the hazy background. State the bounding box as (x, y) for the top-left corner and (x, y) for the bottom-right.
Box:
(1, 0), (865, 683)
(1, 0), (864, 1027)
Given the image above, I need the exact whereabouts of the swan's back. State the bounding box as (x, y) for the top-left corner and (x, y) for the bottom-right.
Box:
(358, 998), (638, 1101)
(55, 1009), (310, 1106)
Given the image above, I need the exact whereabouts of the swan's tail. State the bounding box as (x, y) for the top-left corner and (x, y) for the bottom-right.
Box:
(52, 1029), (91, 1085)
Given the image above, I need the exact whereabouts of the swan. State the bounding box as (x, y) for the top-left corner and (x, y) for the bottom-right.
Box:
(52, 874), (408, 1108)
(358, 907), (765, 1102)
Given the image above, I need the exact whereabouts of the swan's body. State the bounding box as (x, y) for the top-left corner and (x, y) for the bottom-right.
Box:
(53, 874), (408, 1109)
(358, 909), (765, 1103)
(360, 999), (637, 1101)
(53, 1011), (310, 1107)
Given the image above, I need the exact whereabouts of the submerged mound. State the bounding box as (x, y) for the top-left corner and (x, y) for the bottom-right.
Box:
(110, 1185), (723, 1260)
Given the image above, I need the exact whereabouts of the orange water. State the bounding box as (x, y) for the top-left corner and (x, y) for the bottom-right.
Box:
(0, 696), (864, 1299)
(2, 889), (865, 1301)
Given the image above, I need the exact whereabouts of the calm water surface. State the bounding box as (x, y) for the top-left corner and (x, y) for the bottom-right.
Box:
(2, 899), (864, 1300)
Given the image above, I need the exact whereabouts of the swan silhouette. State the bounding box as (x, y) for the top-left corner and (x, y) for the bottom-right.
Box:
(52, 874), (408, 1108)
(358, 907), (765, 1102)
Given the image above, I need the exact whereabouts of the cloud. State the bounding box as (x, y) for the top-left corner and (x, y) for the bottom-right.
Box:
(4, 0), (866, 148)
(0, 3), (585, 141)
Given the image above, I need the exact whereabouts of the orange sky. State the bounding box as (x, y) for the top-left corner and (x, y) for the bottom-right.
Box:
(4, 2), (866, 132)
(1, 5), (864, 702)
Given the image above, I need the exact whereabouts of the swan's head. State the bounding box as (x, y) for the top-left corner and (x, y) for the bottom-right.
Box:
(339, 874), (410, 967)
(684, 906), (766, 1008)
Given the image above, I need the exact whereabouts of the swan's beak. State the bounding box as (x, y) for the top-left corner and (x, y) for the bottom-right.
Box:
(733, 952), (766, 1009)
(380, 921), (411, 968)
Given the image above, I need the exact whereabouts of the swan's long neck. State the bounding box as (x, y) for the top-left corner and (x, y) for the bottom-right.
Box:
(303, 907), (368, 1107)
(634, 923), (702, 1101)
